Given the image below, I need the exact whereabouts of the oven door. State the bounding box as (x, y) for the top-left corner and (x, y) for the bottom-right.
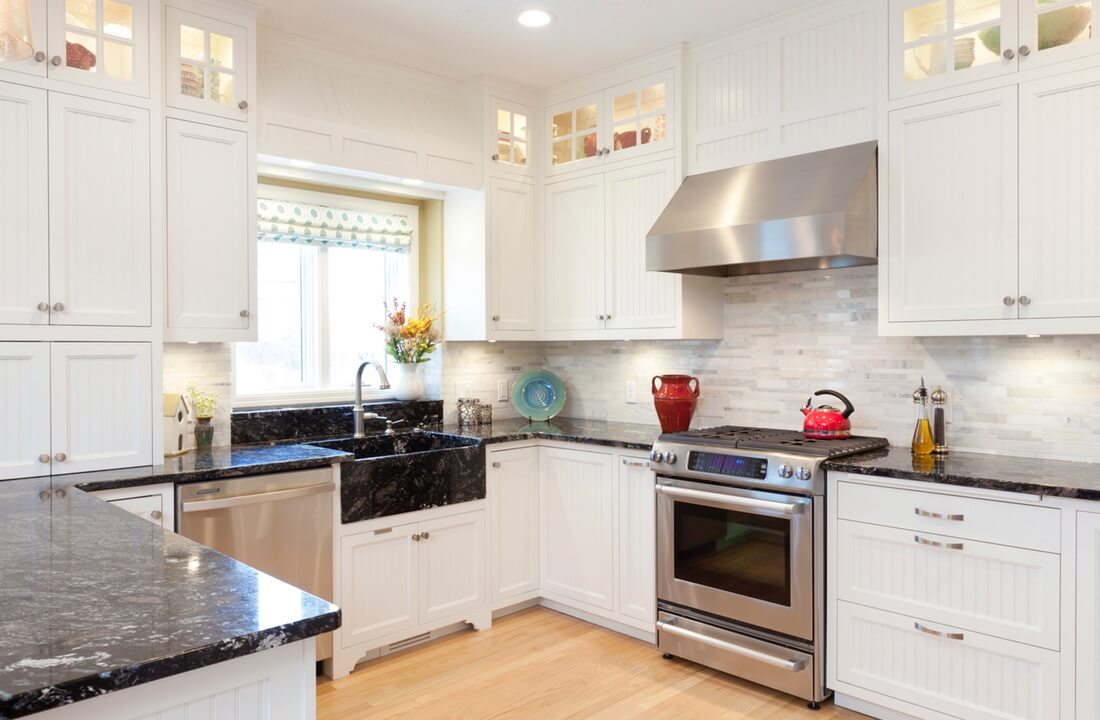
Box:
(657, 476), (814, 640)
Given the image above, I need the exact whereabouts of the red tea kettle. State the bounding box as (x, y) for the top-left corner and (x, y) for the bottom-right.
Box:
(801, 390), (855, 440)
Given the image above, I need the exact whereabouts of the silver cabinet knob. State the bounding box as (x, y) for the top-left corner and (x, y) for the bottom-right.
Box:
(491, 153), (500, 161)
(39, 490), (51, 502)
(37, 302), (49, 312)
(38, 454), (50, 464)
(50, 55), (62, 66)
(1019, 45), (1031, 57)
(239, 309), (250, 317)
(54, 452), (67, 462)
(412, 533), (421, 542)
(491, 462), (501, 469)
(1003, 48), (1016, 60)
(1003, 296), (1016, 306)
(54, 488), (66, 499)
(421, 531), (430, 540)
(492, 315), (501, 321)
(34, 51), (45, 62)
(605, 314), (612, 320)
(150, 509), (163, 521)
(52, 302), (64, 311)
(238, 100), (248, 110)
(1019, 295), (1032, 306)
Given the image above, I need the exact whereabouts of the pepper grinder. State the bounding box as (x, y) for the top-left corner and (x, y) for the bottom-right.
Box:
(931, 387), (949, 456)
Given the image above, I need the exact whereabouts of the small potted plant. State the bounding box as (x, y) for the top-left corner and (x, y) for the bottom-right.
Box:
(377, 299), (441, 401)
(187, 381), (218, 451)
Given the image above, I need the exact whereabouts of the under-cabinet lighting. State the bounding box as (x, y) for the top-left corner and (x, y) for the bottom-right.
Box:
(1026, 334), (1041, 338)
(517, 9), (555, 27)
(401, 178), (424, 186)
(287, 158), (316, 169)
(187, 341), (199, 345)
(488, 339), (497, 344)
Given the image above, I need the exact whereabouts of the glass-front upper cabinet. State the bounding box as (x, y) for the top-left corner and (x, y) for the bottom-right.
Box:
(47, 0), (149, 96)
(1020, 0), (1096, 68)
(607, 73), (672, 162)
(489, 98), (533, 176)
(165, 6), (248, 121)
(547, 92), (603, 172)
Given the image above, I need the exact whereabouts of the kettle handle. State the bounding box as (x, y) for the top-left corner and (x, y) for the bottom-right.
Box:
(814, 389), (855, 419)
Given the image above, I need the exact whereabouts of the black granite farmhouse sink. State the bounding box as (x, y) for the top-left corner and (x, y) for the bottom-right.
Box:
(312, 431), (486, 523)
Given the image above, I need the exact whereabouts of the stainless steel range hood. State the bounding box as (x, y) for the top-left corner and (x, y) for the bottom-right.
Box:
(646, 141), (877, 277)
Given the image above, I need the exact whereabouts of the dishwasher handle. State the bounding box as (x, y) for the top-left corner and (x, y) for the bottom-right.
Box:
(181, 482), (335, 513)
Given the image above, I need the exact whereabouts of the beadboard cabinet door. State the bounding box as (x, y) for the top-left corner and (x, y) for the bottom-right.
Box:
(488, 178), (537, 334)
(1078, 511), (1100, 720)
(0, 82), (49, 326)
(340, 523), (419, 648)
(616, 454), (656, 627)
(48, 94), (151, 327)
(1018, 68), (1100, 320)
(49, 343), (152, 475)
(604, 158), (678, 331)
(887, 87), (1019, 323)
(540, 446), (615, 610)
(166, 118), (253, 339)
(418, 510), (487, 626)
(0, 343), (51, 481)
(543, 174), (606, 332)
(489, 446), (540, 607)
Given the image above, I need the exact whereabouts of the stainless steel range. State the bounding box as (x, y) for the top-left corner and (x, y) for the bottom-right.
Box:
(650, 426), (888, 709)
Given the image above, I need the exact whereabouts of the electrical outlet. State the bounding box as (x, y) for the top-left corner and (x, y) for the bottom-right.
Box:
(497, 379), (509, 402)
(625, 380), (637, 404)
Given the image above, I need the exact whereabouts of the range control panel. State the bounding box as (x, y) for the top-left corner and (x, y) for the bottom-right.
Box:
(686, 452), (768, 480)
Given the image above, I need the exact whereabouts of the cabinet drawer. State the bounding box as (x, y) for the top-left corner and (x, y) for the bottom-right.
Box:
(837, 480), (1059, 553)
(836, 601), (1059, 720)
(836, 520), (1060, 650)
(109, 495), (165, 527)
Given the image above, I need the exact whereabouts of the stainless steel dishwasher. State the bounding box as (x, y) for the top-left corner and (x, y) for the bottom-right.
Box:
(177, 468), (335, 660)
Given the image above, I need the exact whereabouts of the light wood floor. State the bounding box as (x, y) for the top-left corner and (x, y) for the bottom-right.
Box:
(317, 607), (869, 719)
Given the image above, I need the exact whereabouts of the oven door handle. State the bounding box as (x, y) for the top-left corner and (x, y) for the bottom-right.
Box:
(655, 484), (805, 516)
(657, 619), (808, 672)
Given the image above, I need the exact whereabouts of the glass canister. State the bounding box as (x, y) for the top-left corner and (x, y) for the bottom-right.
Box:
(477, 403), (493, 426)
(457, 398), (480, 428)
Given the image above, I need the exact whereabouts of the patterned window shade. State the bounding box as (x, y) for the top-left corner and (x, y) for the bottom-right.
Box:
(257, 198), (413, 252)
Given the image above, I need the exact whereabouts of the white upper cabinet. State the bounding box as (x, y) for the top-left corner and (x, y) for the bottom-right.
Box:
(49, 342), (152, 475)
(489, 98), (532, 177)
(0, 83), (49, 326)
(165, 6), (249, 121)
(887, 87), (1019, 323)
(46, 0), (149, 97)
(488, 178), (537, 334)
(166, 118), (253, 340)
(547, 91), (604, 174)
(1018, 67), (1100, 319)
(48, 93), (150, 327)
(543, 173), (606, 332)
(889, 0), (1099, 99)
(0, 343), (51, 481)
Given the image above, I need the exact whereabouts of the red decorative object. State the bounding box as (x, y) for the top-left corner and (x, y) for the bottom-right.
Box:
(652, 375), (699, 433)
(801, 389), (855, 440)
(66, 40), (96, 70)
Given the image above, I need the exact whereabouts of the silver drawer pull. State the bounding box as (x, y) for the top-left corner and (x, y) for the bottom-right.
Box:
(915, 534), (964, 550)
(657, 619), (807, 672)
(915, 507), (964, 521)
(914, 622), (964, 641)
(621, 458), (649, 468)
(374, 527), (393, 535)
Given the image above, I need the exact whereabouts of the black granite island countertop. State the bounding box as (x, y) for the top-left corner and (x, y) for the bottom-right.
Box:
(0, 476), (340, 719)
(825, 445), (1100, 501)
(446, 416), (662, 452)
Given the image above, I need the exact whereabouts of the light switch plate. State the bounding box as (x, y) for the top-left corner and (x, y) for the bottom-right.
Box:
(625, 380), (637, 404)
(497, 379), (509, 402)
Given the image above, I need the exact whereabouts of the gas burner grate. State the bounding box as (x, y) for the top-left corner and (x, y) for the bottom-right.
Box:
(662, 425), (889, 459)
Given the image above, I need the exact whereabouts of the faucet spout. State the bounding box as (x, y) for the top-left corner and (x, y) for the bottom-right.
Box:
(354, 359), (391, 438)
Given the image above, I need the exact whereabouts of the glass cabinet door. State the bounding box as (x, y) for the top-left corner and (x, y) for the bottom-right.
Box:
(607, 72), (672, 161)
(165, 6), (248, 121)
(47, 0), (148, 95)
(547, 94), (602, 170)
(891, 0), (1017, 97)
(1019, 0), (1095, 66)
(490, 99), (532, 174)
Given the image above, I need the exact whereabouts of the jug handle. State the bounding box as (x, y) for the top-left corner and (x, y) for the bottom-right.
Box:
(651, 376), (661, 395)
(689, 377), (700, 397)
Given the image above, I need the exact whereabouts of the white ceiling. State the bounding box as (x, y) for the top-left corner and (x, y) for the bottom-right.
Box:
(256, 0), (816, 88)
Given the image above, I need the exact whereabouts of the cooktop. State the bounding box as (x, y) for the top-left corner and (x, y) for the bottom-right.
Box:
(661, 425), (890, 459)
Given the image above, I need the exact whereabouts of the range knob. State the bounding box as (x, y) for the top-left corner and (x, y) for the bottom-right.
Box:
(663, 451), (677, 464)
(650, 449), (663, 464)
(778, 464), (794, 478)
(795, 466), (812, 481)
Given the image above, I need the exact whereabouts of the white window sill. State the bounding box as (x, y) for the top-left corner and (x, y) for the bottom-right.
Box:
(232, 389), (396, 410)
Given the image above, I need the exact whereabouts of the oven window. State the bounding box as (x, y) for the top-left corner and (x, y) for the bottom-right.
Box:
(673, 502), (792, 606)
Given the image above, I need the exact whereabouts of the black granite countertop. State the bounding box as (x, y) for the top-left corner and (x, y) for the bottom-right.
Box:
(59, 443), (352, 493)
(825, 445), (1100, 500)
(446, 416), (662, 451)
(0, 476), (340, 719)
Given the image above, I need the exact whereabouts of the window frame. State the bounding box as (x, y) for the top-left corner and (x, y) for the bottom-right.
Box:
(232, 183), (419, 409)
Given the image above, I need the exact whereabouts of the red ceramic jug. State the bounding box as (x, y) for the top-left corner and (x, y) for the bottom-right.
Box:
(652, 375), (700, 433)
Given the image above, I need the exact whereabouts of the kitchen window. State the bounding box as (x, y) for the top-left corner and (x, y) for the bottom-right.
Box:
(233, 186), (418, 406)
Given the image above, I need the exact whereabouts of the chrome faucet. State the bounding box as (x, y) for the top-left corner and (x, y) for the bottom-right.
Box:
(354, 359), (391, 438)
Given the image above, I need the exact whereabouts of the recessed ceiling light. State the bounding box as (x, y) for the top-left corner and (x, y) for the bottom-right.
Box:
(518, 9), (555, 28)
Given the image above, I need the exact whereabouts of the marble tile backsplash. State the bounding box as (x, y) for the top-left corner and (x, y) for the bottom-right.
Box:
(163, 343), (234, 448)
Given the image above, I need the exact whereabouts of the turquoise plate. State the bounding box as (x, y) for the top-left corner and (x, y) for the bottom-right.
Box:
(511, 370), (567, 422)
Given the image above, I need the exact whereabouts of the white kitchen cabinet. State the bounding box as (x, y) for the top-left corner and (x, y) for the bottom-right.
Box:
(0, 0), (47, 78)
(540, 446), (615, 611)
(165, 5), (249, 122)
(90, 483), (174, 529)
(489, 98), (532, 178)
(616, 454), (656, 628)
(1078, 511), (1100, 719)
(418, 511), (487, 625)
(48, 93), (151, 327)
(1018, 68), (1100, 320)
(0, 82), (49, 326)
(488, 446), (540, 607)
(46, 0), (150, 97)
(166, 118), (253, 340)
(543, 174), (606, 332)
(50, 342), (152, 475)
(1018, 0), (1100, 72)
(546, 91), (604, 173)
(340, 522), (419, 648)
(886, 87), (1019, 324)
(487, 178), (537, 334)
(0, 343), (51, 481)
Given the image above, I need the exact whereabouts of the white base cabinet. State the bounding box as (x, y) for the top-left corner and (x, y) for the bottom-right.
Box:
(89, 483), (174, 530)
(1077, 512), (1100, 720)
(489, 445), (540, 607)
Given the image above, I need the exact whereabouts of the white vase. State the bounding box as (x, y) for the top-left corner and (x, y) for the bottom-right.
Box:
(391, 362), (425, 401)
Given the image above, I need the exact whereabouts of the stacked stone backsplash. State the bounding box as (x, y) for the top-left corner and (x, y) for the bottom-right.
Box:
(232, 400), (443, 444)
(163, 343), (234, 448)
